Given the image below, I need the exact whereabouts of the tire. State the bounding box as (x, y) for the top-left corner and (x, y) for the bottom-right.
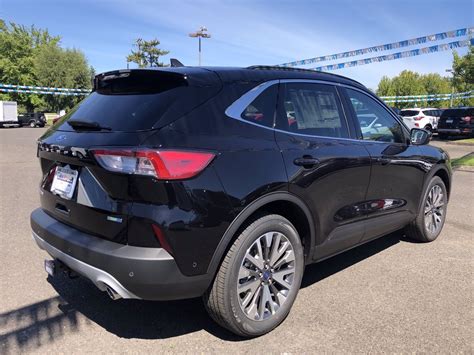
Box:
(424, 125), (432, 133)
(29, 121), (36, 128)
(203, 214), (304, 337)
(405, 176), (447, 242)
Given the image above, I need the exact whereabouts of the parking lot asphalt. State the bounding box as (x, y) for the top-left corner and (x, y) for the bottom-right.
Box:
(429, 136), (474, 159)
(1, 127), (473, 354)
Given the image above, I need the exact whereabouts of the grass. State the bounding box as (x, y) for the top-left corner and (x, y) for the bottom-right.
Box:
(452, 153), (474, 167)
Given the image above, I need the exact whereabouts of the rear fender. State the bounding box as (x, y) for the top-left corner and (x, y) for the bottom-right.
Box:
(206, 192), (316, 276)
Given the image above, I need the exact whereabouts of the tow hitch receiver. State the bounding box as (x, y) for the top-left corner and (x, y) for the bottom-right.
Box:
(44, 259), (79, 279)
(44, 259), (56, 277)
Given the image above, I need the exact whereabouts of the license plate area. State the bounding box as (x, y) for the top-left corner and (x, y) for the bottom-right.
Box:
(50, 165), (79, 200)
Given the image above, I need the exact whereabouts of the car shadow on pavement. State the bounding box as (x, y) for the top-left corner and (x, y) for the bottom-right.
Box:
(302, 231), (402, 287)
(1, 231), (405, 351)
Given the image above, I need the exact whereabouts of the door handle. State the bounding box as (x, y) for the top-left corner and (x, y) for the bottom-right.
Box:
(294, 156), (320, 168)
(376, 157), (391, 165)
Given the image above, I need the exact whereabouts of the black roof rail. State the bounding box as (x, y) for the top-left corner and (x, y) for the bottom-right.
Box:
(247, 65), (317, 73)
(246, 65), (365, 87)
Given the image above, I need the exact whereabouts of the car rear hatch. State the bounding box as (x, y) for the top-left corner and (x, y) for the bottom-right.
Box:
(400, 110), (421, 123)
(438, 108), (473, 128)
(37, 68), (222, 245)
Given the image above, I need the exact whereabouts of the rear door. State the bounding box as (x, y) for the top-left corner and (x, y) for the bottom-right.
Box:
(341, 88), (425, 243)
(274, 81), (371, 261)
(422, 109), (438, 129)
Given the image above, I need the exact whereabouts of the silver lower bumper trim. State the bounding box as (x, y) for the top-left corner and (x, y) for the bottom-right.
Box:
(437, 129), (461, 133)
(32, 231), (140, 299)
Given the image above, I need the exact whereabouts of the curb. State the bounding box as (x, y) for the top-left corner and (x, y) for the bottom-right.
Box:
(455, 166), (474, 172)
(446, 141), (474, 146)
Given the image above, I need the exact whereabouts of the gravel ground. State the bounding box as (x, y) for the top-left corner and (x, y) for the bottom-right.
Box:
(1, 127), (472, 354)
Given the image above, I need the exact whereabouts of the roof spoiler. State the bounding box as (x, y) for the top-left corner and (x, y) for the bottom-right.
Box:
(92, 69), (188, 93)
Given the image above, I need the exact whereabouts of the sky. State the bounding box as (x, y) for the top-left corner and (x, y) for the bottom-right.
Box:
(1, 0), (473, 89)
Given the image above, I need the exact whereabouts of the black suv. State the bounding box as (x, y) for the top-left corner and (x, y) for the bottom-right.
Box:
(19, 112), (47, 127)
(437, 107), (473, 139)
(31, 67), (451, 337)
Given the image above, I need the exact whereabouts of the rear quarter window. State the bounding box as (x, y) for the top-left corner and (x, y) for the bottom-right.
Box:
(241, 85), (278, 128)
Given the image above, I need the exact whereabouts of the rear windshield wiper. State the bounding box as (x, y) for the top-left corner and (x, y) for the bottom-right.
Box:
(68, 119), (112, 131)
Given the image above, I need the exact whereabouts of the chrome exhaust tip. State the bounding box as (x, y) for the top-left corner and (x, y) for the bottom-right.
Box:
(105, 285), (122, 300)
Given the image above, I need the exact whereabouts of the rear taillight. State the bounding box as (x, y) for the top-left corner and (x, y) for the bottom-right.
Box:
(461, 116), (472, 123)
(414, 116), (424, 121)
(414, 123), (419, 127)
(91, 149), (215, 180)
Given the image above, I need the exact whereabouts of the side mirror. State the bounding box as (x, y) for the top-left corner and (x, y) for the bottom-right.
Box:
(410, 128), (431, 145)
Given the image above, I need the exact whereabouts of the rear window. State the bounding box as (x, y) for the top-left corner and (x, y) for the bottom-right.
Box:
(400, 110), (420, 117)
(441, 108), (474, 117)
(57, 70), (219, 132)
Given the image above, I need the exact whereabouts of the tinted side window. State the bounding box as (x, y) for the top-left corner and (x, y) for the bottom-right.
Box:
(278, 83), (349, 138)
(345, 88), (404, 143)
(400, 110), (420, 116)
(241, 85), (278, 128)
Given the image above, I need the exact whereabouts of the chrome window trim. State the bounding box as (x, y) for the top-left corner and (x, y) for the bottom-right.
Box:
(225, 80), (279, 121)
(225, 78), (409, 145)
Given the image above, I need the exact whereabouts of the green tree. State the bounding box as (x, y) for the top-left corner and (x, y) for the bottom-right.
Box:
(387, 70), (426, 108)
(451, 46), (474, 106)
(127, 38), (169, 68)
(419, 73), (451, 107)
(376, 76), (395, 97)
(35, 45), (93, 111)
(0, 20), (93, 112)
(0, 20), (59, 111)
(377, 48), (474, 108)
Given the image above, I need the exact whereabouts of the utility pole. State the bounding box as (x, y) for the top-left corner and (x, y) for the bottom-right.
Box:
(189, 26), (211, 66)
(446, 68), (454, 107)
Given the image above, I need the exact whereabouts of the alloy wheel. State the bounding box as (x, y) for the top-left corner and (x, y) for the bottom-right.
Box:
(424, 184), (445, 234)
(237, 231), (296, 321)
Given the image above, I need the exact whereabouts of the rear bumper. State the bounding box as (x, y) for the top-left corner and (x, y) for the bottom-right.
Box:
(30, 208), (212, 300)
(438, 128), (472, 135)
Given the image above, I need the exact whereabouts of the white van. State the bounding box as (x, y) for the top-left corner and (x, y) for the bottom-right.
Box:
(0, 101), (19, 127)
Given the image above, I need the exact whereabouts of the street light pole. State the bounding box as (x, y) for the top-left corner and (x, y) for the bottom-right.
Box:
(189, 26), (211, 66)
